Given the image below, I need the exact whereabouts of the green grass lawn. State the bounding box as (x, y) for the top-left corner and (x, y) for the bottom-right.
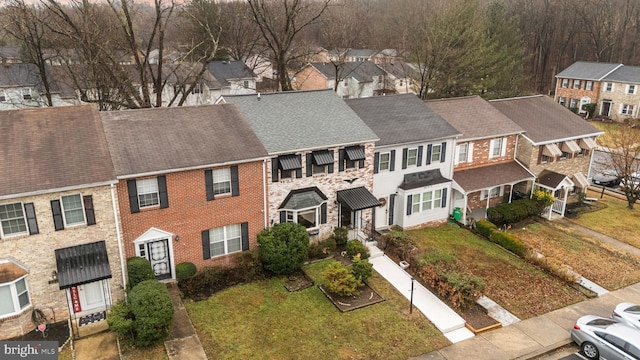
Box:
(512, 221), (640, 290)
(407, 224), (587, 319)
(571, 191), (640, 249)
(185, 260), (449, 360)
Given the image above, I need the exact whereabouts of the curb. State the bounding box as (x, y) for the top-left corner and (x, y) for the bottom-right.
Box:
(514, 339), (574, 360)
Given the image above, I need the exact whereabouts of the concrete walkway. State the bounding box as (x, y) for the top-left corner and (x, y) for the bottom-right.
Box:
(416, 282), (640, 360)
(369, 253), (475, 343)
(164, 282), (208, 360)
(557, 218), (640, 258)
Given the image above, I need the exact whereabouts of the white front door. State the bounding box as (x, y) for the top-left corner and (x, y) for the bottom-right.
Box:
(79, 282), (105, 312)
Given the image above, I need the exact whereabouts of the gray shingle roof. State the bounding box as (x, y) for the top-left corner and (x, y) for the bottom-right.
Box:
(454, 161), (535, 192)
(376, 62), (419, 80)
(223, 90), (379, 154)
(555, 61), (622, 81)
(490, 95), (603, 144)
(0, 104), (116, 197)
(0, 63), (67, 96)
(426, 95), (523, 141)
(100, 104), (268, 176)
(310, 61), (385, 82)
(345, 94), (460, 147)
(603, 65), (640, 84)
(206, 61), (256, 87)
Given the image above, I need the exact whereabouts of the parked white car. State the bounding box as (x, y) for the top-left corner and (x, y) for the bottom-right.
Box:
(571, 315), (640, 360)
(612, 302), (640, 331)
(621, 171), (640, 189)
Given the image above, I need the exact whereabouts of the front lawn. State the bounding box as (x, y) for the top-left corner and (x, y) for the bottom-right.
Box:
(511, 221), (640, 290)
(570, 191), (640, 249)
(407, 224), (587, 319)
(186, 260), (449, 360)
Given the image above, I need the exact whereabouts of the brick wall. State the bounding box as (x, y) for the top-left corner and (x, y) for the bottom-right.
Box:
(294, 66), (329, 91)
(555, 78), (601, 112)
(455, 135), (517, 170)
(0, 185), (124, 339)
(116, 161), (266, 270)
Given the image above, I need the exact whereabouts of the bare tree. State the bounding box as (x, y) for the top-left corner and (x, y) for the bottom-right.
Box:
(247, 0), (331, 91)
(598, 124), (640, 209)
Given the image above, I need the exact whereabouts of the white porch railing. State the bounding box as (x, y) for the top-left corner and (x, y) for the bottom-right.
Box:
(552, 198), (564, 213)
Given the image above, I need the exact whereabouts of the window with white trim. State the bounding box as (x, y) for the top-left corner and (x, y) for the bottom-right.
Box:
(558, 97), (566, 106)
(621, 104), (635, 116)
(569, 98), (578, 108)
(572, 80), (581, 89)
(0, 203), (27, 237)
(282, 207), (320, 229)
(406, 148), (418, 167)
(191, 83), (202, 94)
(243, 80), (249, 89)
(626, 84), (637, 95)
(431, 144), (442, 163)
(412, 189), (442, 213)
(136, 178), (160, 208)
(61, 194), (86, 226)
(489, 138), (503, 158)
(481, 186), (501, 200)
(208, 224), (242, 258)
(22, 88), (32, 100)
(560, 79), (569, 88)
(0, 277), (30, 318)
(457, 143), (468, 163)
(605, 82), (614, 92)
(0, 90), (6, 102)
(379, 152), (390, 171)
(585, 81), (594, 91)
(211, 168), (231, 195)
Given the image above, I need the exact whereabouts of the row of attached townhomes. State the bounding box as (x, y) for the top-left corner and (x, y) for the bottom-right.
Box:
(554, 61), (640, 121)
(0, 90), (602, 340)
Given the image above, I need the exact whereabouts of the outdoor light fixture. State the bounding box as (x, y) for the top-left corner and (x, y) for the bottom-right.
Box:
(48, 270), (58, 284)
(175, 235), (180, 242)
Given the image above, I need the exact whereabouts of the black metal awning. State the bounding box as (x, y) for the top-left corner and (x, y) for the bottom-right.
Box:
(278, 154), (302, 170)
(55, 240), (112, 290)
(312, 150), (334, 166)
(399, 169), (451, 190)
(337, 186), (381, 211)
(344, 146), (365, 161)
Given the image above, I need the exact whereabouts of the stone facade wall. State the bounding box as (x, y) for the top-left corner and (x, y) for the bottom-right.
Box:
(517, 141), (591, 178)
(0, 185), (124, 339)
(115, 162), (266, 270)
(598, 82), (640, 121)
(268, 143), (376, 241)
(455, 135), (517, 170)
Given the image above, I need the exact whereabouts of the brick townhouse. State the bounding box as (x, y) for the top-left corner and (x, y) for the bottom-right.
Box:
(100, 105), (269, 278)
(0, 105), (125, 339)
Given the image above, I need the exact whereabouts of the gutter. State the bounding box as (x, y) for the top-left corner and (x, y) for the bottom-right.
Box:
(110, 183), (127, 298)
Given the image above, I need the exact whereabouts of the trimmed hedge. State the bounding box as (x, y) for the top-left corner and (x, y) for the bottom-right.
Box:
(128, 280), (174, 347)
(346, 240), (370, 260)
(475, 219), (497, 238)
(486, 198), (540, 225)
(489, 231), (527, 257)
(175, 262), (197, 280)
(323, 261), (362, 296)
(127, 257), (155, 289)
(258, 222), (309, 275)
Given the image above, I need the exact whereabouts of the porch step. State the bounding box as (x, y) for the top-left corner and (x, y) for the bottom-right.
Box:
(367, 244), (384, 259)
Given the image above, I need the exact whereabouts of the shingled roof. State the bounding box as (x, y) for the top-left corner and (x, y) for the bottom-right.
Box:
(555, 61), (623, 81)
(206, 61), (256, 87)
(100, 104), (268, 177)
(345, 93), (460, 147)
(426, 95), (523, 141)
(0, 104), (115, 197)
(223, 90), (378, 154)
(490, 95), (603, 144)
(309, 61), (385, 82)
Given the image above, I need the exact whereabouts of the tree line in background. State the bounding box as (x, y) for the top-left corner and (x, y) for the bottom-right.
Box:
(1, 0), (639, 109)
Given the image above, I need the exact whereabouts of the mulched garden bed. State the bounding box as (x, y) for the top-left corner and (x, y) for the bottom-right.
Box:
(318, 283), (385, 312)
(284, 270), (314, 292)
(7, 320), (70, 347)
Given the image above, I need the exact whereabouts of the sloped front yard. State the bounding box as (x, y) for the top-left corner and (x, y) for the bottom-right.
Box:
(407, 224), (587, 319)
(185, 260), (449, 360)
(512, 220), (640, 290)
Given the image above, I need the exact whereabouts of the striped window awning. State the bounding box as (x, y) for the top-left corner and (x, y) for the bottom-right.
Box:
(562, 140), (581, 153)
(542, 143), (562, 157)
(278, 154), (301, 170)
(579, 137), (597, 150)
(312, 150), (334, 166)
(573, 172), (589, 188)
(345, 146), (365, 161)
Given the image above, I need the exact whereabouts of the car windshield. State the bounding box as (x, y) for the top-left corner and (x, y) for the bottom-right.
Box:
(587, 318), (617, 327)
(625, 305), (640, 314)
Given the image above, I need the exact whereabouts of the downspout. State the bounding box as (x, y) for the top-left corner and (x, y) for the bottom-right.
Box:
(263, 159), (268, 228)
(111, 183), (127, 298)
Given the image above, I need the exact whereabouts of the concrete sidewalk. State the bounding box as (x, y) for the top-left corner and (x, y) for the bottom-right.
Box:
(165, 282), (208, 360)
(369, 253), (475, 343)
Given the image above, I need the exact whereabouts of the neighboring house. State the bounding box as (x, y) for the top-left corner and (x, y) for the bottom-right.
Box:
(427, 95), (536, 224)
(377, 62), (419, 95)
(221, 90), (381, 242)
(0, 63), (79, 110)
(206, 60), (258, 95)
(370, 49), (404, 64)
(0, 46), (22, 64)
(100, 105), (269, 276)
(554, 61), (622, 116)
(0, 105), (125, 340)
(294, 61), (387, 99)
(596, 65), (640, 121)
(343, 49), (377, 63)
(244, 53), (274, 81)
(346, 94), (461, 230)
(491, 95), (604, 219)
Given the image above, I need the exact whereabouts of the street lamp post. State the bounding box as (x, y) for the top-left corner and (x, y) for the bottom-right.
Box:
(410, 277), (415, 314)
